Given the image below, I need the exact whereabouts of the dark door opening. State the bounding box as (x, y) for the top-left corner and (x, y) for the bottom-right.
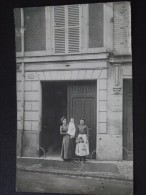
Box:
(40, 80), (97, 159)
(40, 82), (67, 157)
(123, 79), (133, 160)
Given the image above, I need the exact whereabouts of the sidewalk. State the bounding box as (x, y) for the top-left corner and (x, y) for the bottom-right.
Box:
(17, 157), (133, 182)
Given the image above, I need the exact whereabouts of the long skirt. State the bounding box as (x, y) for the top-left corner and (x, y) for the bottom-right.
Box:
(75, 134), (89, 157)
(61, 134), (73, 160)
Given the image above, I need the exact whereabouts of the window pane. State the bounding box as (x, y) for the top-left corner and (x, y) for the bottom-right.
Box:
(24, 7), (46, 51)
(89, 3), (103, 48)
(14, 8), (21, 52)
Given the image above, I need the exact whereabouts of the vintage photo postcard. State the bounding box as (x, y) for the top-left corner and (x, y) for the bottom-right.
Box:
(15, 2), (133, 194)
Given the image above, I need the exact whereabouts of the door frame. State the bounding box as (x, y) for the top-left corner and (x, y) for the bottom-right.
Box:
(67, 80), (98, 158)
(39, 79), (101, 159)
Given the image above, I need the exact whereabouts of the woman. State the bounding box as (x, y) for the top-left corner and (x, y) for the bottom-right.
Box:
(60, 116), (73, 162)
(75, 118), (89, 164)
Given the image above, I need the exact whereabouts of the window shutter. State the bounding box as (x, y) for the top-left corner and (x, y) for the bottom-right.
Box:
(68, 5), (80, 53)
(54, 6), (65, 53)
(53, 5), (80, 54)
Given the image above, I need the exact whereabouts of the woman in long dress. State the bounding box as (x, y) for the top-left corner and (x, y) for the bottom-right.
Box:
(75, 118), (89, 164)
(60, 116), (73, 161)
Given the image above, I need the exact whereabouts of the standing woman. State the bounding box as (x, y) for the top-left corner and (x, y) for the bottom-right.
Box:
(60, 116), (73, 161)
(75, 118), (89, 164)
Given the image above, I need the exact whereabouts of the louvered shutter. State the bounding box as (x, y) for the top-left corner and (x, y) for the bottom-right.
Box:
(68, 5), (80, 53)
(54, 6), (65, 53)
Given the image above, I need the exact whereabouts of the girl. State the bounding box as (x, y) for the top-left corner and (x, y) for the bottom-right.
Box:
(75, 118), (89, 164)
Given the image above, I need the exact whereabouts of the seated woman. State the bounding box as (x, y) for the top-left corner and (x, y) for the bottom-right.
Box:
(75, 118), (89, 164)
(60, 116), (73, 162)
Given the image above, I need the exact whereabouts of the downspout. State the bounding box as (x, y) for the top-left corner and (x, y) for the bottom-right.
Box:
(20, 8), (25, 157)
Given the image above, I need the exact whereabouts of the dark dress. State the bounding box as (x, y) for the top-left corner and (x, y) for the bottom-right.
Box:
(60, 124), (73, 160)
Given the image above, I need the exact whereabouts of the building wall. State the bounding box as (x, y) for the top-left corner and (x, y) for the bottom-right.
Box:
(16, 2), (132, 160)
(17, 59), (108, 157)
(97, 64), (132, 160)
(113, 2), (131, 54)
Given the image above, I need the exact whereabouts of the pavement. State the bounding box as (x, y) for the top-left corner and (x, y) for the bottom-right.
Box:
(17, 157), (133, 182)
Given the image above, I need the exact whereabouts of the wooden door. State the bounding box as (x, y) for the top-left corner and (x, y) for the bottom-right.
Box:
(123, 79), (133, 160)
(68, 81), (97, 157)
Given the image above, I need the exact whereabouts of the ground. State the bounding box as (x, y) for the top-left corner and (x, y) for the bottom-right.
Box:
(17, 170), (133, 195)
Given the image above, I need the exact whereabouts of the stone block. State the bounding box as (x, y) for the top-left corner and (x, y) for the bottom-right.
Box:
(17, 120), (23, 130)
(97, 134), (122, 160)
(17, 101), (21, 111)
(24, 121), (32, 130)
(17, 82), (22, 92)
(32, 121), (39, 131)
(36, 72), (45, 80)
(44, 72), (52, 80)
(84, 70), (93, 79)
(51, 71), (58, 80)
(99, 112), (107, 122)
(92, 70), (101, 79)
(25, 111), (39, 121)
(31, 102), (39, 111)
(123, 66), (132, 76)
(78, 70), (86, 79)
(99, 101), (107, 111)
(22, 131), (39, 157)
(32, 81), (39, 91)
(64, 71), (72, 80)
(17, 92), (21, 101)
(17, 130), (21, 156)
(25, 72), (38, 81)
(99, 79), (107, 90)
(107, 111), (122, 135)
(25, 81), (32, 91)
(57, 71), (65, 80)
(17, 73), (22, 81)
(25, 92), (39, 101)
(99, 90), (107, 100)
(25, 102), (32, 111)
(99, 123), (106, 134)
(100, 69), (107, 79)
(17, 111), (22, 121)
(71, 70), (79, 80)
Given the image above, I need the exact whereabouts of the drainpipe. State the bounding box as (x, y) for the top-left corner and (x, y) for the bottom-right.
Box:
(20, 8), (25, 157)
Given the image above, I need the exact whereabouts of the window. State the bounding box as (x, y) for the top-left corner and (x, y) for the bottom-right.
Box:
(53, 4), (80, 54)
(14, 8), (21, 52)
(88, 3), (104, 48)
(24, 7), (46, 51)
(14, 4), (106, 56)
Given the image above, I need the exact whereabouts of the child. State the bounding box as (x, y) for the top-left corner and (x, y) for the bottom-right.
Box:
(67, 118), (76, 138)
(75, 118), (89, 164)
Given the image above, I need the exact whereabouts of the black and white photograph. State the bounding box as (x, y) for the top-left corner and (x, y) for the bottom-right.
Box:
(15, 2), (133, 194)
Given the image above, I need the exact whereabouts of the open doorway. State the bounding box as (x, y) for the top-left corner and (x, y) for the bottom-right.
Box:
(40, 81), (68, 157)
(40, 80), (97, 159)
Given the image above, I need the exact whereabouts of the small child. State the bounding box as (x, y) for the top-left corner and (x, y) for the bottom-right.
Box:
(75, 134), (89, 163)
(67, 118), (76, 138)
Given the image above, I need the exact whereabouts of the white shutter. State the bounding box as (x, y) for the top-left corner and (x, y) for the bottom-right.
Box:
(53, 4), (80, 54)
(54, 6), (65, 53)
(68, 5), (80, 53)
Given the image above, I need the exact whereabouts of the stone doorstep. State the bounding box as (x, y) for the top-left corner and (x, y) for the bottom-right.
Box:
(17, 163), (133, 182)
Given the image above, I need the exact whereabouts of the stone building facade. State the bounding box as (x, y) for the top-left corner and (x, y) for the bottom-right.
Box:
(15, 2), (132, 160)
